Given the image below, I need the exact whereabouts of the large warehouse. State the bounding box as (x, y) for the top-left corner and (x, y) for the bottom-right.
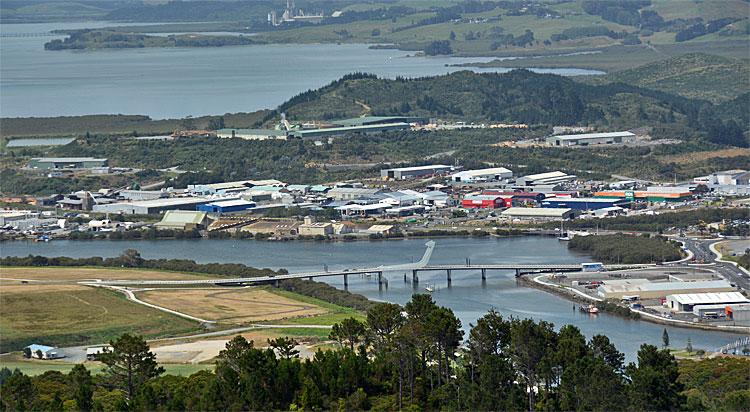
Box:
(197, 199), (256, 213)
(541, 197), (630, 210)
(546, 131), (635, 147)
(450, 167), (513, 183)
(28, 157), (108, 169)
(380, 165), (454, 180)
(598, 279), (736, 300)
(665, 292), (750, 312)
(501, 207), (578, 221)
(92, 197), (215, 215)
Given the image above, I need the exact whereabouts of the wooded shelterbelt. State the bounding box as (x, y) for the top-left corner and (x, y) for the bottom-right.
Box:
(2, 295), (748, 411)
(567, 233), (683, 264)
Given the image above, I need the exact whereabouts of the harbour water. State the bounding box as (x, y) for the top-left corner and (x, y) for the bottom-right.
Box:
(1, 236), (744, 359)
(1, 22), (604, 119)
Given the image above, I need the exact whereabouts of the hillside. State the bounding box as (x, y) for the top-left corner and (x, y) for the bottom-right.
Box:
(271, 70), (699, 128)
(600, 53), (750, 102)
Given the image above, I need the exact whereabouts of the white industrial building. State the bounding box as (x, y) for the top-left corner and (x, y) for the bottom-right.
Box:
(380, 165), (454, 180)
(450, 167), (513, 183)
(598, 279), (736, 300)
(92, 197), (215, 215)
(546, 131), (636, 147)
(666, 292), (750, 312)
(501, 207), (578, 221)
(516, 171), (577, 187)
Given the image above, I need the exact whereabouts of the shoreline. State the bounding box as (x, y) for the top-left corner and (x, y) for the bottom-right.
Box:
(521, 274), (750, 334)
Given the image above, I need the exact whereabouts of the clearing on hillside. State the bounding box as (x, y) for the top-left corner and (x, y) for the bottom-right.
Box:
(136, 287), (328, 324)
(0, 283), (198, 352)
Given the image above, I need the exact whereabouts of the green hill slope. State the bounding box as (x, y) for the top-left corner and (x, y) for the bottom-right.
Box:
(602, 53), (750, 102)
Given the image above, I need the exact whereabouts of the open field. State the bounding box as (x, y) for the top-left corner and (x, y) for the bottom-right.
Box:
(0, 266), (217, 283)
(136, 287), (328, 324)
(0, 283), (199, 352)
(658, 148), (750, 165)
(268, 289), (366, 326)
(0, 357), (212, 376)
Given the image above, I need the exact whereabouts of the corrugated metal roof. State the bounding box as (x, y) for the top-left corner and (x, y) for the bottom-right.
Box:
(502, 207), (572, 217)
(667, 291), (748, 305)
(553, 131), (635, 140)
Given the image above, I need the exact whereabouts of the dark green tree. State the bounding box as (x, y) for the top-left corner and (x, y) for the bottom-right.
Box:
(69, 364), (94, 411)
(100, 334), (164, 401)
(627, 344), (685, 411)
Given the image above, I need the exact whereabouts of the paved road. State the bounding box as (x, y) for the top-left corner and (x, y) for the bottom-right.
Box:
(680, 237), (750, 291)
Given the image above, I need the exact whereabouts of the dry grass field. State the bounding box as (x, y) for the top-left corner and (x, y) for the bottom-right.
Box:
(0, 267), (215, 283)
(136, 287), (328, 324)
(658, 148), (750, 165)
(0, 283), (198, 352)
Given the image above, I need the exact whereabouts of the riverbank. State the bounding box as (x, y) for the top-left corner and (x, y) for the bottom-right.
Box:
(524, 272), (750, 334)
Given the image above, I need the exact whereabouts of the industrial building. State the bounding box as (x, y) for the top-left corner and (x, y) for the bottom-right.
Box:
(594, 187), (693, 202)
(197, 199), (256, 214)
(665, 292), (750, 312)
(541, 197), (630, 210)
(119, 190), (169, 201)
(289, 122), (411, 139)
(482, 190), (546, 206)
(461, 194), (505, 209)
(546, 131), (636, 147)
(385, 205), (426, 217)
(216, 128), (288, 140)
(501, 207), (578, 221)
(327, 187), (381, 201)
(381, 165), (454, 180)
(154, 211), (209, 230)
(92, 197), (214, 215)
(598, 279), (736, 300)
(515, 171), (577, 187)
(241, 219), (300, 236)
(28, 157), (108, 169)
(450, 167), (512, 183)
(299, 217), (334, 236)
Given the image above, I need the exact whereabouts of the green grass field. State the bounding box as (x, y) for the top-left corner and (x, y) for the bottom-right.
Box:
(0, 360), (213, 377)
(0, 284), (200, 352)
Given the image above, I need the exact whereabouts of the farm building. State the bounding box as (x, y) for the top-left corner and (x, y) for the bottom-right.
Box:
(380, 165), (454, 180)
(546, 131), (635, 147)
(25, 344), (62, 359)
(541, 197), (630, 210)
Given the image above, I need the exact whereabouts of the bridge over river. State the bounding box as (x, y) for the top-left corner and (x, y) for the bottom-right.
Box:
(87, 241), (653, 288)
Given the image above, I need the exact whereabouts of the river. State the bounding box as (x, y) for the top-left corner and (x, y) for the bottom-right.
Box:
(1, 237), (744, 359)
(1, 22), (604, 119)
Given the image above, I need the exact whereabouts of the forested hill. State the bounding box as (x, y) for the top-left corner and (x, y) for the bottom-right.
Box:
(268, 70), (747, 146)
(595, 53), (750, 103)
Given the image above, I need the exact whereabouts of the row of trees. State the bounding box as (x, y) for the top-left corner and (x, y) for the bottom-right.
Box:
(3, 295), (723, 411)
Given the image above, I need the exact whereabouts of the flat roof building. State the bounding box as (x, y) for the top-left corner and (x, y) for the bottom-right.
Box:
(516, 171), (576, 186)
(93, 197), (214, 215)
(216, 128), (288, 140)
(197, 199), (256, 214)
(665, 292), (749, 312)
(381, 165), (454, 180)
(501, 207), (578, 221)
(546, 131), (635, 147)
(451, 167), (513, 183)
(28, 157), (107, 169)
(598, 279), (736, 300)
(541, 197), (630, 210)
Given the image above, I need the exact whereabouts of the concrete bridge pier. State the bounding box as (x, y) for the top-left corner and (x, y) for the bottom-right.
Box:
(377, 271), (383, 284)
(308, 276), (313, 281)
(343, 274), (348, 288)
(446, 269), (452, 286)
(481, 268), (487, 281)
(515, 269), (520, 278)
(274, 279), (280, 288)
(412, 270), (419, 284)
